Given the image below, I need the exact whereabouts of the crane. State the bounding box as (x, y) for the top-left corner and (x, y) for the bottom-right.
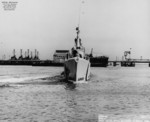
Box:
(124, 51), (131, 60)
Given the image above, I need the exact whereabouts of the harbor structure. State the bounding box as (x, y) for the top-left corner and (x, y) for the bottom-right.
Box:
(9, 49), (40, 61)
(18, 49), (23, 60)
(53, 50), (70, 63)
(0, 49), (40, 65)
(121, 50), (135, 67)
(0, 47), (109, 67)
(34, 49), (39, 60)
(88, 48), (109, 67)
(10, 49), (17, 60)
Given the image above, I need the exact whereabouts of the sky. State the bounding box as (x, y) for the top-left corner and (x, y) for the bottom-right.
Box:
(0, 0), (149, 60)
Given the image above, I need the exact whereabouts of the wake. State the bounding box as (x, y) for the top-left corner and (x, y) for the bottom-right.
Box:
(0, 73), (97, 88)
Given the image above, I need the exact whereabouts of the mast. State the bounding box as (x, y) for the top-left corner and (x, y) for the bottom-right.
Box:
(75, 27), (80, 49)
(78, 0), (85, 28)
(75, 0), (85, 49)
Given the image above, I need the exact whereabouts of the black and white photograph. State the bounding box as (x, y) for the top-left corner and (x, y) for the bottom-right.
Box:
(0, 0), (150, 121)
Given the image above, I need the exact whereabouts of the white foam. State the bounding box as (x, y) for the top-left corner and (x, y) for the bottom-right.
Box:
(0, 74), (50, 83)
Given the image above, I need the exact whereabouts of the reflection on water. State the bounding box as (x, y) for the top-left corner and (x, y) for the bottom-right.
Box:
(1, 65), (150, 121)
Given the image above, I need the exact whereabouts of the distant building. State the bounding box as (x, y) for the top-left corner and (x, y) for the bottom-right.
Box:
(53, 50), (70, 63)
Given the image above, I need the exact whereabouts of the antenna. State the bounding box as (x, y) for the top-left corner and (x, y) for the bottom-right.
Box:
(75, 0), (85, 49)
(78, 0), (85, 28)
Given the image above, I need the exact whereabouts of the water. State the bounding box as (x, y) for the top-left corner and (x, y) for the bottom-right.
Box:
(1, 64), (150, 121)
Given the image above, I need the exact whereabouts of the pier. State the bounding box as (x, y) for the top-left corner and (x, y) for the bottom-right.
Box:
(109, 59), (150, 67)
(108, 50), (150, 67)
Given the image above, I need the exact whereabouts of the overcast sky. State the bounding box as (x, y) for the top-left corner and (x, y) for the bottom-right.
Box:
(0, 0), (149, 60)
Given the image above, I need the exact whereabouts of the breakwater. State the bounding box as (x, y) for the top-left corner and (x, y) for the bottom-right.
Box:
(0, 60), (63, 66)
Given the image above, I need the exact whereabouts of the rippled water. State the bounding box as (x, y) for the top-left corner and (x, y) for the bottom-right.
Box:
(1, 64), (150, 122)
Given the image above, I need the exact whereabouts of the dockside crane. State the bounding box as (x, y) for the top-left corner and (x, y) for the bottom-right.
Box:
(124, 51), (131, 60)
(10, 49), (17, 60)
(89, 48), (93, 58)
